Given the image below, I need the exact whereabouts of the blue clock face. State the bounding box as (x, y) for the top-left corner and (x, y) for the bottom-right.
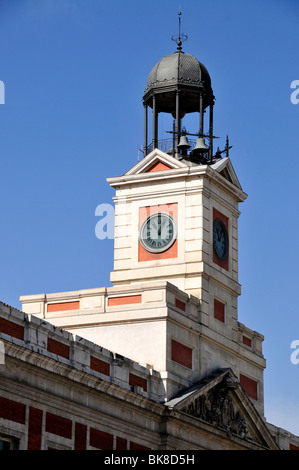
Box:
(140, 212), (177, 253)
(213, 218), (228, 261)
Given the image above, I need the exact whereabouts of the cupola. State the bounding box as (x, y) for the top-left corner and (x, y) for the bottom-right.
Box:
(142, 12), (218, 162)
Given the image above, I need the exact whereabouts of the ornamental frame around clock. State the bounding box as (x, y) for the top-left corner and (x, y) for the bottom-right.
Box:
(139, 212), (177, 254)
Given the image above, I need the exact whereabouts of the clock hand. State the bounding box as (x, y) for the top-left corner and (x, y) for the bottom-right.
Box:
(152, 220), (158, 231)
(158, 215), (163, 236)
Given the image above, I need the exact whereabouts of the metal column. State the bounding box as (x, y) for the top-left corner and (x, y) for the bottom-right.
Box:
(144, 103), (148, 155)
(175, 91), (180, 157)
(152, 94), (158, 149)
(209, 99), (214, 162)
(199, 93), (204, 137)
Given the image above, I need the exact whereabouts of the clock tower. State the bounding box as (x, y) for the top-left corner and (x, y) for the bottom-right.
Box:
(109, 36), (247, 343)
(103, 36), (265, 412)
(21, 28), (266, 416)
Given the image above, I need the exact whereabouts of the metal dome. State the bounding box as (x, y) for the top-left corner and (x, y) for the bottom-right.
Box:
(143, 50), (213, 115)
(146, 51), (211, 91)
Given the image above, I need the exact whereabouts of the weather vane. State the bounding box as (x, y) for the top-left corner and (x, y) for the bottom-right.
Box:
(171, 11), (188, 51)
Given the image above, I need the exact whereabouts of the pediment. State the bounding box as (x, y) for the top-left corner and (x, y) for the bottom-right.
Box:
(211, 157), (243, 191)
(166, 369), (278, 450)
(108, 151), (247, 202)
(125, 149), (187, 176)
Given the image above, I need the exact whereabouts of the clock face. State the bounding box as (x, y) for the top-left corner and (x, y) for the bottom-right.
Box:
(213, 218), (228, 261)
(139, 212), (177, 253)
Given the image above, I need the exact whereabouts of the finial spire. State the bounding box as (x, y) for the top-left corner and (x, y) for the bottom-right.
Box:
(171, 10), (188, 51)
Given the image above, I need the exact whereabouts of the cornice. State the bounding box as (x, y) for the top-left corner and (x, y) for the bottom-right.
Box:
(2, 339), (165, 413)
(108, 164), (247, 203)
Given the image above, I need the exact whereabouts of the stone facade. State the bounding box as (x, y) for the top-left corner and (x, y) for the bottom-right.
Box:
(20, 280), (266, 415)
(0, 301), (284, 450)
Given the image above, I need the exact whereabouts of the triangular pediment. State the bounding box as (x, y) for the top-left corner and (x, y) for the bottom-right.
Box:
(211, 157), (243, 191)
(108, 151), (247, 202)
(166, 369), (278, 450)
(125, 149), (187, 176)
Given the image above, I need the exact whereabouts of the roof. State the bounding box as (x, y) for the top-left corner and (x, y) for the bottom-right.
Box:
(146, 51), (211, 91)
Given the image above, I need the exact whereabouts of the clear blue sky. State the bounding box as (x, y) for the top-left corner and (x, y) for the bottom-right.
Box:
(0, 0), (298, 435)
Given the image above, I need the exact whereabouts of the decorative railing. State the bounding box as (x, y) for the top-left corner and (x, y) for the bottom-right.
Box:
(146, 138), (197, 156)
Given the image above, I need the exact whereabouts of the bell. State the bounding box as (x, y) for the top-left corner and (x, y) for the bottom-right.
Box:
(177, 135), (190, 150)
(193, 137), (209, 154)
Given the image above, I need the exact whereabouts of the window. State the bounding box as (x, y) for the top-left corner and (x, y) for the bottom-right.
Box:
(0, 436), (18, 450)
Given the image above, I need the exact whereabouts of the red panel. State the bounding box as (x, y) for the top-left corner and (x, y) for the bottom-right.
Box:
(47, 301), (80, 312)
(90, 356), (110, 376)
(171, 339), (192, 369)
(116, 437), (127, 450)
(213, 208), (229, 271)
(28, 407), (43, 450)
(242, 335), (252, 347)
(175, 299), (186, 311)
(47, 337), (70, 359)
(130, 441), (151, 450)
(290, 443), (299, 450)
(89, 428), (113, 450)
(75, 423), (87, 450)
(146, 161), (172, 172)
(0, 317), (24, 340)
(108, 295), (142, 306)
(0, 396), (26, 424)
(138, 203), (178, 261)
(129, 373), (147, 391)
(240, 373), (258, 400)
(46, 412), (72, 439)
(214, 299), (225, 323)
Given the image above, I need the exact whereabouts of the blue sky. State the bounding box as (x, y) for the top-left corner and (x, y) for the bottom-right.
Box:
(0, 0), (298, 436)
